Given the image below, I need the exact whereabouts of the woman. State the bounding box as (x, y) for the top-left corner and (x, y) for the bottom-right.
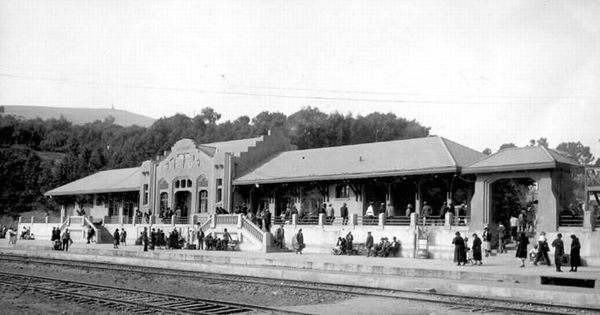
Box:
(471, 233), (482, 266)
(113, 228), (120, 249)
(570, 234), (581, 272)
(293, 229), (305, 254)
(452, 231), (466, 266)
(515, 232), (529, 267)
(482, 227), (492, 257)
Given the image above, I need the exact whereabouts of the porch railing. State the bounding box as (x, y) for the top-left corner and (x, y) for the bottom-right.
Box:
(385, 216), (411, 226)
(559, 215), (583, 227)
(103, 216), (120, 224)
(359, 216), (379, 226)
(297, 215), (319, 225)
(215, 214), (238, 225)
(174, 216), (189, 225)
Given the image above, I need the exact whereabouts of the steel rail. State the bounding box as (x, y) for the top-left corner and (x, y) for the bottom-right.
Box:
(0, 269), (311, 315)
(1, 254), (598, 315)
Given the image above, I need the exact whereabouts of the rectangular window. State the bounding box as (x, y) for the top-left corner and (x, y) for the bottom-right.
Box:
(216, 178), (223, 203)
(335, 184), (350, 198)
(143, 184), (149, 205)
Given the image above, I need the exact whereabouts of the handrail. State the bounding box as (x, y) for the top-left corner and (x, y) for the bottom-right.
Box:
(241, 216), (264, 243)
(58, 218), (69, 231)
(83, 216), (99, 240)
(215, 214), (239, 225)
(199, 217), (212, 233)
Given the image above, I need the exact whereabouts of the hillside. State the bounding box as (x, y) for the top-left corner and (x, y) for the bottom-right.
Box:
(0, 105), (155, 127)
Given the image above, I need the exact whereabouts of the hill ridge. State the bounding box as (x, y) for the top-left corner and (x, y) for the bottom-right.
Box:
(1, 105), (155, 127)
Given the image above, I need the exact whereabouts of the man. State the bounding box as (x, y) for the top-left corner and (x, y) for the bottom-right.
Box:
(62, 228), (72, 251)
(389, 236), (400, 257)
(422, 201), (432, 224)
(121, 229), (127, 246)
(263, 209), (272, 232)
(340, 203), (348, 225)
(87, 226), (95, 244)
(439, 202), (449, 219)
(509, 213), (519, 243)
(326, 204), (335, 224)
(275, 225), (285, 249)
(345, 232), (354, 255)
(142, 227), (149, 252)
(293, 229), (305, 254)
(222, 228), (232, 250)
(497, 222), (507, 253)
(150, 228), (157, 250)
(366, 231), (374, 257)
(552, 233), (564, 272)
(113, 228), (120, 249)
(405, 204), (413, 218)
(534, 231), (551, 266)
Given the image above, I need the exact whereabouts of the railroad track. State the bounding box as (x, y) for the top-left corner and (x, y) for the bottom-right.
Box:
(1, 254), (598, 315)
(0, 270), (310, 315)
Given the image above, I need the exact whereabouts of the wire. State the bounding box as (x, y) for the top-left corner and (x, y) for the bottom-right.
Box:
(2, 72), (598, 105)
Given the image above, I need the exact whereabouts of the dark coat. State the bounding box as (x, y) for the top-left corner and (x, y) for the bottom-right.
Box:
(570, 238), (581, 267)
(366, 235), (374, 248)
(452, 236), (466, 263)
(340, 205), (348, 218)
(515, 235), (529, 259)
(552, 238), (564, 256)
(113, 231), (120, 245)
(472, 236), (482, 261)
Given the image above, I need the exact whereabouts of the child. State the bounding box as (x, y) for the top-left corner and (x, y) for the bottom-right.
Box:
(464, 236), (474, 265)
(529, 244), (539, 262)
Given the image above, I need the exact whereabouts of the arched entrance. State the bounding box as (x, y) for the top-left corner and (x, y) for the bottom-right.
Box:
(174, 191), (191, 217)
(491, 178), (537, 233)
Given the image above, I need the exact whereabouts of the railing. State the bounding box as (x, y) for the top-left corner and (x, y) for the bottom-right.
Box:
(421, 218), (445, 226)
(103, 216), (120, 224)
(174, 216), (189, 225)
(32, 217), (46, 223)
(69, 216), (84, 225)
(360, 216), (379, 226)
(83, 216), (99, 240)
(241, 216), (264, 243)
(122, 216), (133, 224)
(324, 217), (337, 225)
(59, 218), (69, 231)
(273, 216), (287, 226)
(215, 214), (239, 225)
(199, 217), (212, 233)
(297, 215), (319, 225)
(559, 215), (583, 227)
(385, 216), (411, 226)
(47, 216), (62, 224)
(453, 216), (470, 226)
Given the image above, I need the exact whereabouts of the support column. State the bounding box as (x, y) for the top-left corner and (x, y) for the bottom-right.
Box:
(415, 183), (421, 217)
(378, 213), (385, 228)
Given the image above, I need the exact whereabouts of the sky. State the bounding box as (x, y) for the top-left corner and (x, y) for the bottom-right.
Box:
(1, 0), (599, 157)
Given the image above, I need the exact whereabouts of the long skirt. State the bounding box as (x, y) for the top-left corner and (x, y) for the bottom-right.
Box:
(483, 241), (491, 251)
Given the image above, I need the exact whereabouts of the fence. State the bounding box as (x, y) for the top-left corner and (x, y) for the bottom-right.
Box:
(559, 215), (583, 227)
(174, 216), (189, 225)
(297, 215), (319, 225)
(103, 216), (120, 224)
(385, 216), (410, 226)
(359, 216), (379, 226)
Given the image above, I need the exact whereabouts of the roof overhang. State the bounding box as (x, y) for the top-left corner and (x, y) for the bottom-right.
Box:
(45, 187), (139, 197)
(233, 166), (458, 185)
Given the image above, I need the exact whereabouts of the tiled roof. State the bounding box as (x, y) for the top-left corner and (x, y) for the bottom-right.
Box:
(463, 146), (581, 174)
(45, 167), (141, 196)
(233, 136), (485, 185)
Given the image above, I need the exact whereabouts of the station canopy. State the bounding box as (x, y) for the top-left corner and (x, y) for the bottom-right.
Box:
(462, 146), (581, 174)
(233, 136), (485, 185)
(45, 167), (141, 196)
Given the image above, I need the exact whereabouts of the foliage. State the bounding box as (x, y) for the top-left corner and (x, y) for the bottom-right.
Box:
(555, 142), (595, 165)
(0, 106), (430, 214)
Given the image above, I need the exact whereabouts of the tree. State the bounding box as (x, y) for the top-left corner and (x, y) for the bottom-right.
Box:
(556, 142), (595, 165)
(528, 137), (549, 148)
(482, 148), (492, 155)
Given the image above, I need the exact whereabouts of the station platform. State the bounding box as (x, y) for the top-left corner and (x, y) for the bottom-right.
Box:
(2, 239), (599, 309)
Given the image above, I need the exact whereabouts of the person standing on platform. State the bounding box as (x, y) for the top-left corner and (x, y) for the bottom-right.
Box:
(405, 204), (413, 218)
(439, 202), (449, 219)
(452, 231), (466, 266)
(222, 228), (232, 250)
(482, 227), (492, 257)
(421, 202), (432, 224)
(366, 231), (374, 257)
(121, 229), (127, 246)
(293, 229), (305, 254)
(534, 231), (551, 266)
(510, 214), (519, 243)
(87, 226), (95, 244)
(150, 228), (157, 250)
(552, 233), (564, 272)
(142, 227), (149, 252)
(326, 204), (335, 224)
(340, 203), (348, 225)
(113, 228), (120, 249)
(345, 232), (354, 255)
(497, 222), (507, 253)
(515, 232), (529, 267)
(196, 224), (205, 250)
(275, 225), (285, 249)
(471, 233), (482, 265)
(570, 234), (581, 272)
(61, 228), (72, 251)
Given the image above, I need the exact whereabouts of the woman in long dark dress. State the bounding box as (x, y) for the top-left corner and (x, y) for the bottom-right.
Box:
(515, 232), (529, 267)
(452, 232), (466, 266)
(471, 233), (482, 265)
(570, 234), (581, 272)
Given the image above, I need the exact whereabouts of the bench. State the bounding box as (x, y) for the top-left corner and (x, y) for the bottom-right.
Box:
(211, 232), (240, 251)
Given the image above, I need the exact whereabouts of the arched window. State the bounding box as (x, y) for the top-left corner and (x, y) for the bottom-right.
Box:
(199, 190), (208, 212)
(160, 192), (168, 212)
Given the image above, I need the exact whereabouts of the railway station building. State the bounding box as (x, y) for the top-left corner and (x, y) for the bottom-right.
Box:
(27, 134), (600, 264)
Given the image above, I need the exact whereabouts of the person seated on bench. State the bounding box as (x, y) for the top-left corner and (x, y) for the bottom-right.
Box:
(205, 234), (214, 250)
(332, 237), (346, 255)
(345, 232), (353, 255)
(377, 237), (391, 257)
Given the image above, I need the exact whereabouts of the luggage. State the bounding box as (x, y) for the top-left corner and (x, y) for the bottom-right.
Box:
(53, 240), (61, 250)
